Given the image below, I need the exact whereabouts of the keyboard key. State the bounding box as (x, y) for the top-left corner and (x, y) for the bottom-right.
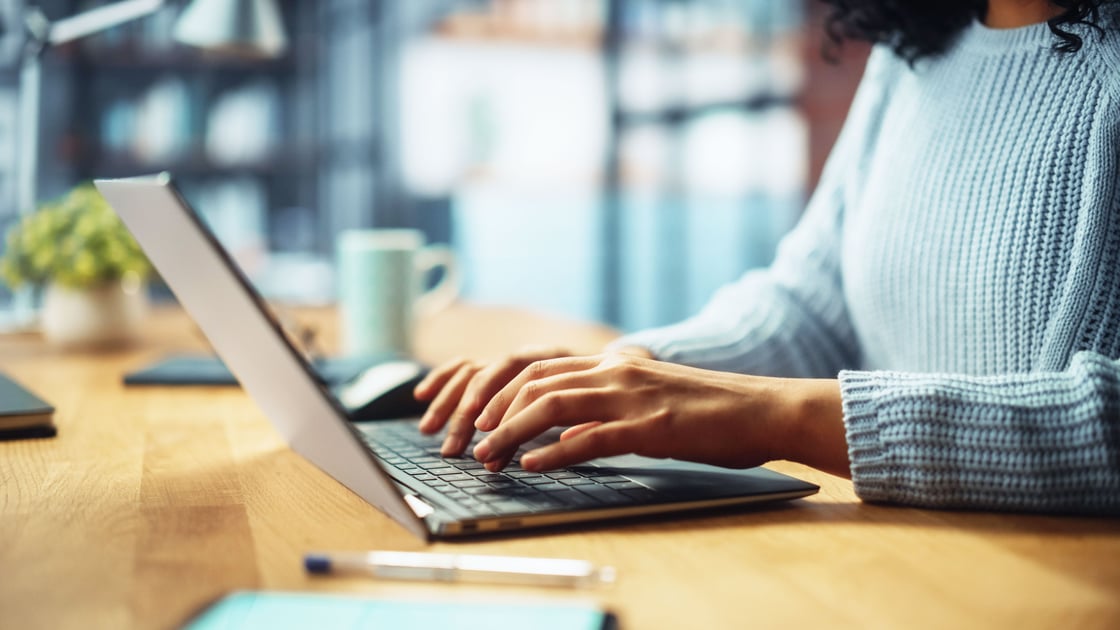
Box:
(605, 481), (647, 491)
(464, 486), (507, 496)
(582, 475), (630, 484)
(576, 485), (631, 505)
(471, 491), (510, 502)
(557, 493), (609, 506)
(559, 477), (599, 486)
(472, 473), (510, 482)
(515, 493), (568, 511)
(620, 488), (661, 502)
(449, 479), (486, 489)
(528, 482), (568, 492)
(524, 476), (565, 486)
(488, 499), (533, 514)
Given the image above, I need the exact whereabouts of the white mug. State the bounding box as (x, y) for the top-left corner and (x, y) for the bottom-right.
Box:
(336, 229), (459, 356)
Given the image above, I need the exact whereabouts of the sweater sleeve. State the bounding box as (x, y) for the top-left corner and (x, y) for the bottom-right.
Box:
(842, 351), (1120, 515)
(609, 49), (897, 378)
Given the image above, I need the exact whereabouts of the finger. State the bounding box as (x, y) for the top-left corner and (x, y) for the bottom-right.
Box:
(435, 368), (484, 455)
(520, 421), (643, 471)
(457, 355), (539, 420)
(494, 366), (609, 430)
(413, 358), (471, 401)
(481, 452), (516, 473)
(559, 421), (602, 441)
(475, 356), (603, 431)
(474, 387), (618, 465)
(416, 362), (476, 435)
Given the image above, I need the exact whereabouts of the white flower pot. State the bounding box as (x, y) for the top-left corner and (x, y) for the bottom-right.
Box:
(40, 280), (148, 349)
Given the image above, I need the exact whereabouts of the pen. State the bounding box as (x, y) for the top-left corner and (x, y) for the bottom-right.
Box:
(304, 551), (616, 589)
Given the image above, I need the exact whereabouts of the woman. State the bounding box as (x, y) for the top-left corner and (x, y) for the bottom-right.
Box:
(414, 0), (1120, 514)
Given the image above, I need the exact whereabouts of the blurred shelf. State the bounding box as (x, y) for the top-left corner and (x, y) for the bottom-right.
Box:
(47, 43), (298, 74)
(614, 94), (798, 127)
(88, 146), (319, 180)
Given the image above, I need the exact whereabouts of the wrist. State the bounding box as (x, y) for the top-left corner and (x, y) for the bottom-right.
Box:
(782, 378), (850, 478)
(610, 345), (654, 359)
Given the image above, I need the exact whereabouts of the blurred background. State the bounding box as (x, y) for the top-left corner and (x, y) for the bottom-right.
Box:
(0, 0), (868, 333)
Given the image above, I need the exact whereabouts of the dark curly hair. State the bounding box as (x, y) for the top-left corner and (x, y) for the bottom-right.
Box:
(820, 0), (1117, 62)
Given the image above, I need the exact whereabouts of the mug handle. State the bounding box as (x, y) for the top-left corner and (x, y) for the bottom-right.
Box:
(414, 244), (460, 317)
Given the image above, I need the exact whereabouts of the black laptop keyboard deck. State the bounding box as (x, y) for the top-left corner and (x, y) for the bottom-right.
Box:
(359, 422), (662, 517)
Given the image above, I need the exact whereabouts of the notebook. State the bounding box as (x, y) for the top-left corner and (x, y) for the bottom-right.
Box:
(0, 371), (56, 439)
(95, 173), (818, 540)
(123, 354), (431, 421)
(124, 354), (388, 387)
(184, 591), (616, 630)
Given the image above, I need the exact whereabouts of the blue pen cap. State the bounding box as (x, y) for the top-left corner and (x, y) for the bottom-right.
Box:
(303, 554), (332, 574)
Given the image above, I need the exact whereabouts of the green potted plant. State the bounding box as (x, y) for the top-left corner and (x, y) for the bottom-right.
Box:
(1, 182), (152, 348)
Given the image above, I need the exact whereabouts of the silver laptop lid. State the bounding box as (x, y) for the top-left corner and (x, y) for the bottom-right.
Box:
(95, 173), (429, 540)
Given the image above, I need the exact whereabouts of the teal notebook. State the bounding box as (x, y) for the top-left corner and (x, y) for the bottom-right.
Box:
(0, 371), (56, 439)
(183, 591), (616, 630)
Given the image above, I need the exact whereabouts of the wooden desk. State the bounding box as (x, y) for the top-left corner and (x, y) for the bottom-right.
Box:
(1, 305), (1118, 629)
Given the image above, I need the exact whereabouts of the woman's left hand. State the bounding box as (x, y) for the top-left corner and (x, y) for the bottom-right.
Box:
(469, 354), (850, 476)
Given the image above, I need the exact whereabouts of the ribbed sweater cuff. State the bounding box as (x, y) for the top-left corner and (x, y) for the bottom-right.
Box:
(839, 370), (894, 502)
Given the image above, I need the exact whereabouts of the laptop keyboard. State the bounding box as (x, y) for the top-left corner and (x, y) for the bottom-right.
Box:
(359, 423), (662, 518)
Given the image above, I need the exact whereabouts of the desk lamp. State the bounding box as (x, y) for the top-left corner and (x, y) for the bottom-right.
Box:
(7, 0), (287, 328)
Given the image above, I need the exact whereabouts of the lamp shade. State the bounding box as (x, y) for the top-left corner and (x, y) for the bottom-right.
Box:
(174, 0), (287, 59)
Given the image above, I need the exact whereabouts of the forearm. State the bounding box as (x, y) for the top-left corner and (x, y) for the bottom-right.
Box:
(610, 275), (858, 379)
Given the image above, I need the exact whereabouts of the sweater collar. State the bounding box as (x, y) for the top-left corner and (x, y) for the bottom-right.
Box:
(955, 11), (1120, 56)
(955, 18), (1056, 55)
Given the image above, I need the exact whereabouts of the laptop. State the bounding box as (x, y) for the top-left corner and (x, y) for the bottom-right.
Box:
(95, 173), (819, 540)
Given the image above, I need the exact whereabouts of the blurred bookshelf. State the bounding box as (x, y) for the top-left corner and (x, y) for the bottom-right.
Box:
(0, 0), (330, 311)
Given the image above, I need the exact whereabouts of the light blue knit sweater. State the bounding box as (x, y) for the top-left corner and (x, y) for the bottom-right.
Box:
(614, 19), (1120, 514)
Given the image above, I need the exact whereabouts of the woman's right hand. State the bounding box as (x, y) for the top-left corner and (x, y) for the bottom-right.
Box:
(413, 347), (574, 456)
(414, 345), (653, 457)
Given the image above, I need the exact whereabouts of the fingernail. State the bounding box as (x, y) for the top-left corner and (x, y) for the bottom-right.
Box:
(486, 455), (512, 472)
(417, 414), (433, 433)
(473, 439), (491, 462)
(477, 410), (501, 432)
(442, 434), (466, 457)
(521, 451), (542, 471)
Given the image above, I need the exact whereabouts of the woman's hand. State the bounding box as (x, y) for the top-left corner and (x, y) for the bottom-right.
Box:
(413, 346), (654, 457)
(469, 354), (850, 476)
(413, 347), (574, 456)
